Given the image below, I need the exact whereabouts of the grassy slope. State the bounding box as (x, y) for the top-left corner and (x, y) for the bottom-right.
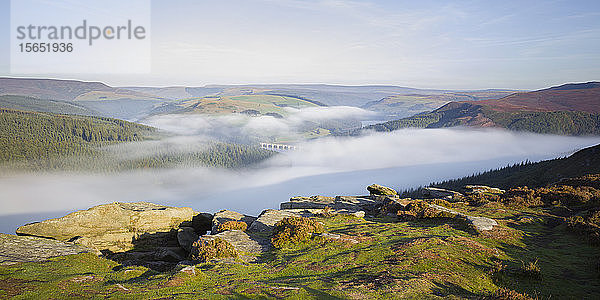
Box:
(1, 210), (598, 299)
(166, 95), (320, 116)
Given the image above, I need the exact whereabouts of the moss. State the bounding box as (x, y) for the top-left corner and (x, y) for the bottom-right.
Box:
(271, 216), (324, 248)
(216, 220), (248, 233)
(189, 238), (238, 262)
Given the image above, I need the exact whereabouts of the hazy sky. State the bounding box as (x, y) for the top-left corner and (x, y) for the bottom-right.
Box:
(1, 0), (599, 89)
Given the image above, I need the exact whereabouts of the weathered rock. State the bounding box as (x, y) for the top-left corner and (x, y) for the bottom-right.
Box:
(0, 233), (91, 265)
(421, 187), (463, 200)
(428, 204), (498, 231)
(16, 202), (196, 253)
(463, 185), (505, 195)
(177, 227), (198, 252)
(180, 213), (213, 235)
(367, 184), (397, 196)
(197, 230), (270, 262)
(248, 209), (300, 233)
(280, 195), (377, 215)
(280, 196), (334, 209)
(211, 210), (257, 234)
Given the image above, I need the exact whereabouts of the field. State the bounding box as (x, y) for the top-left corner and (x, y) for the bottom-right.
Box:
(170, 94), (322, 116)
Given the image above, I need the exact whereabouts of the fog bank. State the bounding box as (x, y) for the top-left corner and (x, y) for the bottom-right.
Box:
(2, 128), (599, 228)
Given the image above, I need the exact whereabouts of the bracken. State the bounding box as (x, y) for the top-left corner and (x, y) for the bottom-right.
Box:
(189, 238), (238, 262)
(271, 216), (324, 248)
(216, 221), (248, 233)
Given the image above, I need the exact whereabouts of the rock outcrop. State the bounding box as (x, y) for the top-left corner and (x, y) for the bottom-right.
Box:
(177, 227), (199, 252)
(0, 233), (91, 265)
(367, 184), (397, 196)
(279, 195), (377, 215)
(6, 183), (501, 271)
(16, 202), (200, 253)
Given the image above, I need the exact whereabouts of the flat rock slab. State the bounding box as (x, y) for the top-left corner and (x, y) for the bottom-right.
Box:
(200, 230), (269, 262)
(248, 209), (300, 233)
(429, 204), (498, 231)
(280, 195), (378, 213)
(16, 202), (197, 253)
(0, 233), (91, 265)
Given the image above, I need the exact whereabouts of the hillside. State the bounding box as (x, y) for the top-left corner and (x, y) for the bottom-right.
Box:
(0, 78), (163, 102)
(149, 94), (323, 116)
(0, 109), (274, 171)
(0, 108), (156, 164)
(364, 82), (600, 135)
(0, 95), (98, 116)
(362, 90), (515, 119)
(465, 82), (600, 113)
(129, 84), (451, 107)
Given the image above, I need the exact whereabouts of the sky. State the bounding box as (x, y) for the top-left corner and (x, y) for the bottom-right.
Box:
(1, 0), (599, 89)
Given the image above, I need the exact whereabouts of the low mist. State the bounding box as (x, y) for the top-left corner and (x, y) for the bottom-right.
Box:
(142, 106), (376, 143)
(2, 125), (600, 234)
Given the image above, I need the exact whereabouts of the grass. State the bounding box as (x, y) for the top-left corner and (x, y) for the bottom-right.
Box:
(177, 94), (319, 116)
(1, 208), (599, 299)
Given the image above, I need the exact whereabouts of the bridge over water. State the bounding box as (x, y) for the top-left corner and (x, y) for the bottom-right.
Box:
(260, 143), (298, 151)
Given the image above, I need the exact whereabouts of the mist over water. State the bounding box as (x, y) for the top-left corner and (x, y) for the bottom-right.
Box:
(2, 125), (600, 233)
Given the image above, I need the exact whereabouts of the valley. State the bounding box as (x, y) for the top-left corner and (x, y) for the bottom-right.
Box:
(1, 77), (600, 299)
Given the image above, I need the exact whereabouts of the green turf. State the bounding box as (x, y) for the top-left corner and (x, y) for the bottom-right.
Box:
(2, 206), (598, 299)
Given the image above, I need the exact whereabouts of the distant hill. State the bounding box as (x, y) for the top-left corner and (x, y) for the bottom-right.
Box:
(364, 82), (600, 135)
(0, 78), (170, 121)
(361, 90), (515, 119)
(0, 95), (98, 116)
(432, 142), (600, 190)
(0, 78), (163, 102)
(464, 81), (600, 113)
(124, 84), (452, 107)
(148, 94), (323, 116)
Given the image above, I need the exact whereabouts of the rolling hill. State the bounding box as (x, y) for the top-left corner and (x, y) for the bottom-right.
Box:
(149, 94), (323, 116)
(0, 95), (99, 116)
(361, 90), (516, 119)
(364, 82), (600, 135)
(0, 108), (274, 171)
(463, 82), (600, 113)
(0, 78), (164, 102)
(0, 78), (169, 121)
